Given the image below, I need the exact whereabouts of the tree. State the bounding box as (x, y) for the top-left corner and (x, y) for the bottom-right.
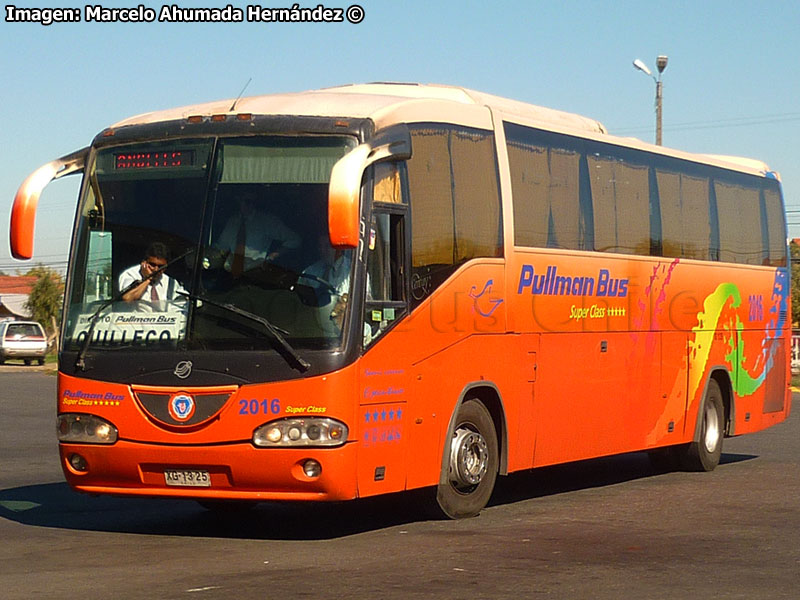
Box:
(24, 267), (64, 337)
(791, 241), (800, 327)
(25, 263), (58, 279)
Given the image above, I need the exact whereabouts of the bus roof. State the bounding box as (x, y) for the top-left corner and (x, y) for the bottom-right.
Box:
(107, 82), (777, 179)
(109, 82), (608, 133)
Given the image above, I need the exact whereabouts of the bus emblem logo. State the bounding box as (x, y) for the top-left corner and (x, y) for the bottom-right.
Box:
(174, 360), (193, 379)
(168, 393), (195, 422)
(469, 279), (504, 318)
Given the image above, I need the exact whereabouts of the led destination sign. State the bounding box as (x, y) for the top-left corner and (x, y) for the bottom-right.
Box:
(114, 150), (195, 170)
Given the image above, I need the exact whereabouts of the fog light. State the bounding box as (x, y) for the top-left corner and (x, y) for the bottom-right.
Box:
(302, 459), (322, 478)
(69, 453), (88, 472)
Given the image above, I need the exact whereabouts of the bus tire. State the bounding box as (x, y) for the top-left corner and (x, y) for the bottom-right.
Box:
(680, 379), (724, 472)
(435, 398), (498, 519)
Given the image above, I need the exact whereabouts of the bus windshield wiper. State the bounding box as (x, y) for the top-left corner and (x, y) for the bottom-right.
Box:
(177, 291), (310, 373)
(74, 249), (194, 371)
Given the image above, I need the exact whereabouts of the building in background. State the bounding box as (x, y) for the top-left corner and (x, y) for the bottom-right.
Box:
(0, 276), (35, 320)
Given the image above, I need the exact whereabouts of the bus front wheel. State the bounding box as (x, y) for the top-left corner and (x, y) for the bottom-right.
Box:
(435, 398), (498, 519)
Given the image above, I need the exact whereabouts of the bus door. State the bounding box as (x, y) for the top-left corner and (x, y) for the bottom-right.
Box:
(356, 163), (412, 497)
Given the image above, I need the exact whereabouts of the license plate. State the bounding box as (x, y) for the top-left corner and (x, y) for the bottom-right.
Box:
(164, 469), (211, 487)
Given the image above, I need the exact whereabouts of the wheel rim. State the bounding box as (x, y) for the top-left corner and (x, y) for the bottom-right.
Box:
(703, 403), (720, 453)
(448, 426), (489, 491)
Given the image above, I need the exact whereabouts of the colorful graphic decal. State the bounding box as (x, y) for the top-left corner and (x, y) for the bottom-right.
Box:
(636, 259), (680, 331)
(635, 260), (787, 405)
(689, 268), (788, 401)
(625, 260), (788, 442)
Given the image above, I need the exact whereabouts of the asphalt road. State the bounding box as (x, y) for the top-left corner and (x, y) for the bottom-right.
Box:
(1, 371), (798, 599)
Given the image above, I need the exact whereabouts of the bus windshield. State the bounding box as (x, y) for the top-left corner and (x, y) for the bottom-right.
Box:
(63, 135), (357, 357)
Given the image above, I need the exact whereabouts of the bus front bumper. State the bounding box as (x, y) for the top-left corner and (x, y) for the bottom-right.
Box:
(58, 439), (358, 502)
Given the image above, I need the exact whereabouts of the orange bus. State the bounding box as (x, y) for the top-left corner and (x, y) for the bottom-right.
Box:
(10, 83), (791, 518)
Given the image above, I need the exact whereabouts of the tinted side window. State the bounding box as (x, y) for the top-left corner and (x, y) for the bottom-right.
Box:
(763, 184), (787, 267)
(451, 129), (503, 261)
(407, 124), (502, 306)
(714, 180), (763, 265)
(587, 153), (650, 255)
(407, 127), (454, 271)
(507, 137), (583, 249)
(505, 120), (784, 267)
(656, 170), (711, 260)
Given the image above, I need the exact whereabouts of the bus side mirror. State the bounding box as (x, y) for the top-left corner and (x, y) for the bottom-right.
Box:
(328, 127), (411, 248)
(328, 144), (371, 249)
(10, 147), (88, 259)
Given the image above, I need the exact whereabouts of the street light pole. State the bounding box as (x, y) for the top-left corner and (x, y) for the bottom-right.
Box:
(633, 55), (669, 145)
(655, 55), (668, 146)
(655, 77), (663, 146)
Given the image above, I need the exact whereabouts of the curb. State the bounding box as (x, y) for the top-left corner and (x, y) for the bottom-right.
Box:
(0, 363), (58, 373)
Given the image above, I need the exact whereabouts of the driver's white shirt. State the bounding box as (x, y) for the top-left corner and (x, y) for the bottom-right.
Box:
(118, 264), (187, 312)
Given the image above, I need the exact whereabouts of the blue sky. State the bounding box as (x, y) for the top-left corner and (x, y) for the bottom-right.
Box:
(2, 0), (799, 272)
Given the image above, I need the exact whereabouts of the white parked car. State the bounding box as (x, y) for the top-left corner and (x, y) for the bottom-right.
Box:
(0, 321), (48, 365)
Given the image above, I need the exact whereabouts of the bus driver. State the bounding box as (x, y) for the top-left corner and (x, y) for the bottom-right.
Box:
(118, 241), (186, 311)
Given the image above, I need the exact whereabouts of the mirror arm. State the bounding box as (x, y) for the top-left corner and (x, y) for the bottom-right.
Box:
(10, 147), (88, 259)
(327, 131), (411, 249)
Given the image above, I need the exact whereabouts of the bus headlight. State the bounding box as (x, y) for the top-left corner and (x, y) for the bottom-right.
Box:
(57, 414), (118, 444)
(253, 418), (348, 447)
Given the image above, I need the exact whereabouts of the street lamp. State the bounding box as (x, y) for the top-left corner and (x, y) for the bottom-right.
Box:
(633, 55), (668, 145)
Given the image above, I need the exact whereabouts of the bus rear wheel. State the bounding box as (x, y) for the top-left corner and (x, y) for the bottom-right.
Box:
(680, 379), (724, 472)
(435, 398), (498, 519)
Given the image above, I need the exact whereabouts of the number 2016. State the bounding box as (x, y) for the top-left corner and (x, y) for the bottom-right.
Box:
(239, 398), (281, 415)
